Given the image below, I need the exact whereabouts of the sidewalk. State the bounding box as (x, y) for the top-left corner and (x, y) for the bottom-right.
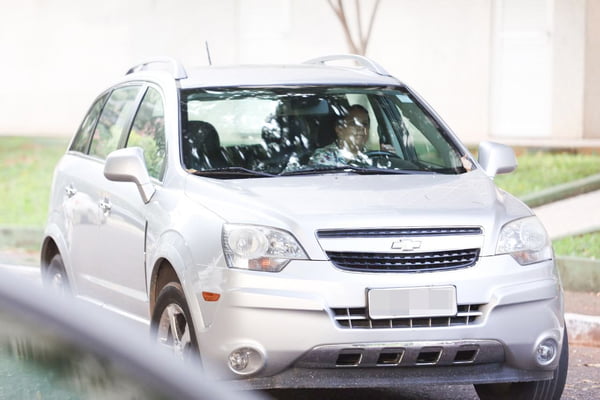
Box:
(533, 190), (600, 240)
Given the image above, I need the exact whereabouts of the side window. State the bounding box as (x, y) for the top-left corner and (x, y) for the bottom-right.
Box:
(70, 93), (108, 153)
(393, 95), (463, 169)
(89, 86), (141, 159)
(126, 87), (166, 180)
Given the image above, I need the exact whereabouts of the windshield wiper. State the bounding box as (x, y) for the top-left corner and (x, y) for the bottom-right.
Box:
(189, 167), (275, 179)
(279, 166), (432, 176)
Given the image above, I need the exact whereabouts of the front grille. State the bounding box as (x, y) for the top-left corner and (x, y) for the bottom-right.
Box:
(317, 227), (483, 238)
(327, 248), (480, 272)
(332, 304), (484, 329)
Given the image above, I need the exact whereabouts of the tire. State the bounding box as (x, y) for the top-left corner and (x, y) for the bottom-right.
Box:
(42, 253), (70, 294)
(474, 330), (569, 400)
(151, 282), (199, 360)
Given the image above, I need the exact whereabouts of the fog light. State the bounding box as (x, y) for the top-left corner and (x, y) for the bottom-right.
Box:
(228, 347), (263, 375)
(535, 339), (558, 366)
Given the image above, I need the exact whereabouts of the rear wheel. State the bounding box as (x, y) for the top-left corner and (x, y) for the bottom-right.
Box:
(151, 282), (199, 360)
(42, 253), (70, 294)
(474, 330), (569, 400)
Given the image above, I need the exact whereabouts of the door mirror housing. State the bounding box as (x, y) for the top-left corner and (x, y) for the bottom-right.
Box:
(477, 141), (517, 177)
(104, 147), (155, 203)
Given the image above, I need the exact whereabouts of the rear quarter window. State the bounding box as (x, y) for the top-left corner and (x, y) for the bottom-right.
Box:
(70, 93), (108, 154)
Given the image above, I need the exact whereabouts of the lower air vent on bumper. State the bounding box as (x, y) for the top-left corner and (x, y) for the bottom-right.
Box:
(295, 340), (504, 369)
(331, 304), (484, 329)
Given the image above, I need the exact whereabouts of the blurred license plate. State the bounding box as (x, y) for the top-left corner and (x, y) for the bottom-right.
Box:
(368, 286), (457, 319)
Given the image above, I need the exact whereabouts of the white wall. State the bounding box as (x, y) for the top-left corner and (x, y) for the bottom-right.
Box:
(367, 0), (493, 143)
(0, 0), (493, 140)
(584, 0), (600, 139)
(0, 0), (591, 144)
(551, 0), (585, 140)
(0, 0), (240, 136)
(490, 0), (553, 138)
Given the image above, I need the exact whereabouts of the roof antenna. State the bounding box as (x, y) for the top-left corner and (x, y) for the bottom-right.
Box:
(205, 41), (213, 66)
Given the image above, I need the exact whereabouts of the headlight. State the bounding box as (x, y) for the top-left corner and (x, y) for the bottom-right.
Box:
(496, 216), (553, 265)
(222, 224), (308, 272)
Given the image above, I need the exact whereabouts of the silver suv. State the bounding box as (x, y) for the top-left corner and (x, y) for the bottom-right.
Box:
(42, 55), (567, 398)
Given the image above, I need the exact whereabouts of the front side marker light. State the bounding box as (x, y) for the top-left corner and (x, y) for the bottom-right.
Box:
(202, 291), (221, 302)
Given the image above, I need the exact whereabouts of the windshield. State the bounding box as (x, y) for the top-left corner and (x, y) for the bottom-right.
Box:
(179, 87), (469, 178)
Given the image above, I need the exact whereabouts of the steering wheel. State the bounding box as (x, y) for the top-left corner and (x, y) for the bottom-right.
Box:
(365, 150), (402, 159)
(365, 150), (422, 170)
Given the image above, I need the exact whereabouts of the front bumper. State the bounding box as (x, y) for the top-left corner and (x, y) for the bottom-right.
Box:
(188, 255), (564, 387)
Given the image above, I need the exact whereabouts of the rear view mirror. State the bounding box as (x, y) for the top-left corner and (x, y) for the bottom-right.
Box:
(477, 141), (517, 177)
(104, 147), (155, 203)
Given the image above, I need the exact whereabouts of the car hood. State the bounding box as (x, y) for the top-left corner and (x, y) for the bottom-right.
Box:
(185, 170), (532, 256)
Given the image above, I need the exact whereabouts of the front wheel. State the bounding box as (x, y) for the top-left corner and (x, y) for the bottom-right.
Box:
(42, 253), (70, 294)
(474, 330), (569, 400)
(151, 282), (199, 361)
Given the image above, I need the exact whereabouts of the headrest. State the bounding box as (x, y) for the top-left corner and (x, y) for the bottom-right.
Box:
(185, 120), (220, 150)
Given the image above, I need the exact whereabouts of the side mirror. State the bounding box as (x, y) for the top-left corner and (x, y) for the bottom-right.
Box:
(104, 147), (155, 203)
(477, 141), (517, 177)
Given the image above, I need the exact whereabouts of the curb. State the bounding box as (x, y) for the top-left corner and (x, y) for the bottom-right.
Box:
(522, 173), (600, 208)
(566, 313), (600, 347)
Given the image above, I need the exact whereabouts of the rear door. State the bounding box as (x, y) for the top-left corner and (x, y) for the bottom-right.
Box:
(67, 85), (144, 306)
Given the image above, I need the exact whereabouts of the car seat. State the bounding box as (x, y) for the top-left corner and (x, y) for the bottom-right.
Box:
(261, 112), (313, 172)
(182, 120), (228, 170)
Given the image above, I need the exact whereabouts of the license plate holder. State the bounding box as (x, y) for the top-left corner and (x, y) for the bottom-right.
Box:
(368, 286), (457, 319)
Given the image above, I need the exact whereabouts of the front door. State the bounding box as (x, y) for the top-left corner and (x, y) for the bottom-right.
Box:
(89, 85), (167, 321)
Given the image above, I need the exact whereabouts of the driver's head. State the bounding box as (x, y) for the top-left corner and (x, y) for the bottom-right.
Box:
(335, 105), (370, 153)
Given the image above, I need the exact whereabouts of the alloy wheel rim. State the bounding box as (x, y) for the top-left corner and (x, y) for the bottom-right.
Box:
(157, 303), (192, 359)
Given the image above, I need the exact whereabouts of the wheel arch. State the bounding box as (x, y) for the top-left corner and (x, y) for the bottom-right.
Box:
(147, 230), (189, 311)
(148, 228), (221, 332)
(149, 258), (180, 311)
(40, 236), (60, 269)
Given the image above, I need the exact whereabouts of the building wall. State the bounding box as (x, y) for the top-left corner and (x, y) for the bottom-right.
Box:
(490, 0), (554, 139)
(584, 0), (600, 138)
(367, 0), (493, 144)
(552, 0), (585, 140)
(0, 0), (595, 145)
(0, 0), (241, 136)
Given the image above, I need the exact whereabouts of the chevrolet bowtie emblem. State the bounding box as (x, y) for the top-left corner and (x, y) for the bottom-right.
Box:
(391, 239), (422, 251)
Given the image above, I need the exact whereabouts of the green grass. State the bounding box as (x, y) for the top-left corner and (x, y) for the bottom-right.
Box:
(494, 151), (600, 197)
(0, 136), (69, 227)
(553, 232), (600, 260)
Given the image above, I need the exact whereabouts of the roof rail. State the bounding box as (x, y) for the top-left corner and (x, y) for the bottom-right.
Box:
(304, 54), (390, 76)
(126, 57), (188, 79)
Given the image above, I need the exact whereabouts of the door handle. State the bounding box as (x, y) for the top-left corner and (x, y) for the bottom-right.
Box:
(99, 198), (112, 214)
(65, 185), (77, 198)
